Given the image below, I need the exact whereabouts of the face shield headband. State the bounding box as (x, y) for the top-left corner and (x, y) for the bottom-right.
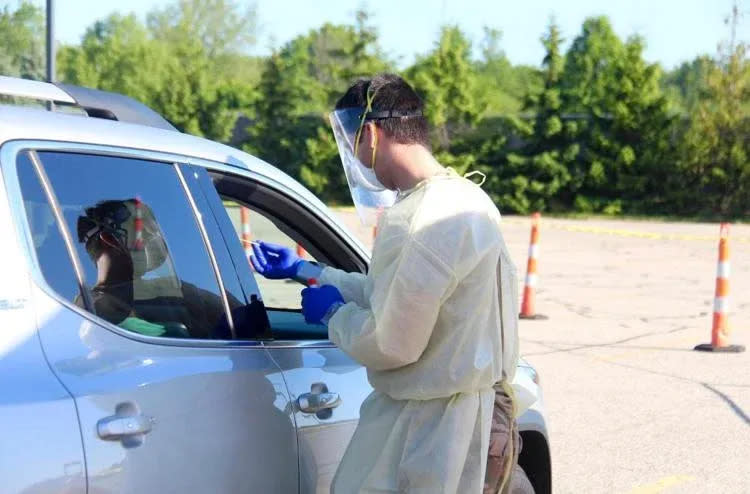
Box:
(352, 86), (424, 170)
(78, 202), (131, 248)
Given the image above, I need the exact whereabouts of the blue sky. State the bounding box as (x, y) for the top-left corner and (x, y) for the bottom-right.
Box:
(14, 0), (745, 69)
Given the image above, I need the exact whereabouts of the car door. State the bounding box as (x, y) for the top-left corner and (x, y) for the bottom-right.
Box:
(206, 166), (374, 493)
(0, 146), (87, 494)
(3, 143), (298, 494)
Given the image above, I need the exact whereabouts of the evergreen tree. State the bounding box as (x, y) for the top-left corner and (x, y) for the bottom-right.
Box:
(511, 19), (575, 212)
(560, 17), (674, 213)
(407, 26), (481, 150)
(474, 27), (543, 116)
(246, 10), (390, 201)
(608, 36), (675, 213)
(674, 3), (749, 216)
(662, 56), (714, 114)
(473, 19), (575, 213)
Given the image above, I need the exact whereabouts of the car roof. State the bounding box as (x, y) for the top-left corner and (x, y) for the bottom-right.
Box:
(0, 104), (371, 259)
(0, 104), (321, 209)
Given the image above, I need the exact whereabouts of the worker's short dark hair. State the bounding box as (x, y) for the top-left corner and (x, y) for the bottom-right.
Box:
(336, 73), (430, 149)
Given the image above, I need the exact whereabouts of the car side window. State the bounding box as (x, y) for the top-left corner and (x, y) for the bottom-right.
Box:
(223, 200), (319, 310)
(16, 150), (233, 340)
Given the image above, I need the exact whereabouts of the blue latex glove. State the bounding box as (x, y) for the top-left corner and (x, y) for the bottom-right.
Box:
(250, 241), (302, 280)
(301, 285), (344, 325)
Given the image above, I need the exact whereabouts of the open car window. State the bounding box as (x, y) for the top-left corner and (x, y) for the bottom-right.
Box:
(222, 200), (321, 310)
(209, 170), (367, 340)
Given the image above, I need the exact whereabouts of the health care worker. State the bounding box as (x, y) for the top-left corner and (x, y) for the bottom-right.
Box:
(251, 74), (523, 493)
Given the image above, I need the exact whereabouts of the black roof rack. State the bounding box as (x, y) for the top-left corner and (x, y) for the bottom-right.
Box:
(54, 83), (178, 132)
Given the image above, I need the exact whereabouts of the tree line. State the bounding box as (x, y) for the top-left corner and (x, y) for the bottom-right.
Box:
(2, 0), (748, 217)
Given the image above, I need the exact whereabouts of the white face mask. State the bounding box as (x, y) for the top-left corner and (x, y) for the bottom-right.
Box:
(339, 135), (390, 192)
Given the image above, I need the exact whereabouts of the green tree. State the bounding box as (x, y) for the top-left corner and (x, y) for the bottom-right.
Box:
(58, 1), (257, 142)
(561, 17), (624, 115)
(246, 10), (390, 201)
(552, 16), (623, 210)
(0, 1), (45, 80)
(407, 26), (481, 149)
(674, 4), (749, 216)
(607, 36), (676, 213)
(475, 27), (543, 116)
(662, 56), (713, 114)
(500, 19), (574, 213)
(145, 0), (258, 139)
(472, 19), (576, 214)
(247, 39), (328, 177)
(58, 14), (168, 107)
(560, 17), (674, 213)
(146, 0), (263, 87)
(147, 0), (256, 57)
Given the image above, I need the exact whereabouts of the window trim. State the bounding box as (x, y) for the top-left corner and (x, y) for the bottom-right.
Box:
(0, 140), (263, 349)
(174, 163), (236, 338)
(185, 164), (274, 340)
(25, 149), (95, 312)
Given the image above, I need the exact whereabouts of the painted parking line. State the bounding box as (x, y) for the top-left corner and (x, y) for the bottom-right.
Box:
(504, 220), (750, 243)
(626, 475), (695, 494)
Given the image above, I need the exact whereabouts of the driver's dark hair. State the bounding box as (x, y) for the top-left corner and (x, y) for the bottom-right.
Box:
(335, 73), (430, 149)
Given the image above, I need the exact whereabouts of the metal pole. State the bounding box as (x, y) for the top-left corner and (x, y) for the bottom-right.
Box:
(46, 0), (55, 110)
(46, 0), (55, 83)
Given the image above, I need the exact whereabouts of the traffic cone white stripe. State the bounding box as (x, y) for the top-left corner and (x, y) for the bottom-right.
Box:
(717, 261), (730, 278)
(714, 296), (730, 313)
(525, 274), (538, 287)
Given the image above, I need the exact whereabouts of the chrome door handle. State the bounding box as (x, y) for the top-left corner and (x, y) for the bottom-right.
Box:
(97, 402), (154, 448)
(98, 414), (153, 440)
(297, 391), (342, 413)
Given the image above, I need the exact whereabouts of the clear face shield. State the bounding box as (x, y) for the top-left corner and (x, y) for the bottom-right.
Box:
(329, 106), (397, 226)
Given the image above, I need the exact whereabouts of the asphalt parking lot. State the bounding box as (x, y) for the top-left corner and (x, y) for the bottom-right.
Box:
(337, 211), (750, 494)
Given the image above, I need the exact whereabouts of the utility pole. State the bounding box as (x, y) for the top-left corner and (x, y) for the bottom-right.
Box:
(46, 0), (55, 110)
(46, 0), (55, 83)
(724, 0), (748, 53)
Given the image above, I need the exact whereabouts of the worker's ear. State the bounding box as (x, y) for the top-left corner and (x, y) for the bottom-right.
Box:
(364, 122), (379, 150)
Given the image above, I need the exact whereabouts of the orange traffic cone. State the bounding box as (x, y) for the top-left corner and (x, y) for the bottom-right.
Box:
(240, 206), (252, 258)
(695, 223), (745, 353)
(519, 212), (548, 320)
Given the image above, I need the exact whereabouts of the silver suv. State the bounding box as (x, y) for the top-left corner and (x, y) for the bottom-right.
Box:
(0, 76), (551, 493)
